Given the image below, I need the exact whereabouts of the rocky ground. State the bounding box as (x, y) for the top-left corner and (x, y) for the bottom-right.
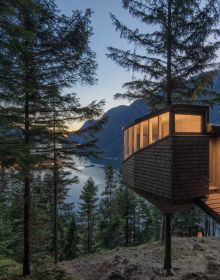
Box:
(60, 237), (220, 280)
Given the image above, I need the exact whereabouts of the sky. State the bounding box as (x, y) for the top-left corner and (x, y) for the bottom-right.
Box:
(55, 0), (220, 126)
(55, 0), (139, 115)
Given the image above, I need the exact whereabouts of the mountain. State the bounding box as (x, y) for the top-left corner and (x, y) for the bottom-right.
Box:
(71, 69), (220, 160)
(76, 100), (148, 160)
(209, 69), (220, 122)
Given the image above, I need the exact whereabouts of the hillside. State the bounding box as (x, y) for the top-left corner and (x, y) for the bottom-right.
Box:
(70, 69), (220, 160)
(60, 237), (220, 280)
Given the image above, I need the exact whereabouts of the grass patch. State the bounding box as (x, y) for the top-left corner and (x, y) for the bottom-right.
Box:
(0, 257), (76, 280)
(0, 257), (22, 278)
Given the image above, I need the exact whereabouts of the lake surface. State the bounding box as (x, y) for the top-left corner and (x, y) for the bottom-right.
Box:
(67, 158), (121, 209)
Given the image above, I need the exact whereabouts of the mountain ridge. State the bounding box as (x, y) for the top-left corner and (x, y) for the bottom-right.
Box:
(70, 69), (220, 160)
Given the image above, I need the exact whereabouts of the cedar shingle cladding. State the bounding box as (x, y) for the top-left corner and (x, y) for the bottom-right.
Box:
(122, 135), (209, 202)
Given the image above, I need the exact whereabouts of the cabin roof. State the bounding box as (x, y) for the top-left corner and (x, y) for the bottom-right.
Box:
(124, 103), (209, 130)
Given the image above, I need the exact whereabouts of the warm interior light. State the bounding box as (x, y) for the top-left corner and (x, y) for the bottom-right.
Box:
(209, 138), (220, 190)
(129, 126), (134, 156)
(149, 116), (158, 144)
(159, 112), (169, 139)
(140, 120), (149, 148)
(134, 124), (140, 152)
(124, 112), (170, 159)
(124, 129), (129, 159)
(175, 114), (202, 133)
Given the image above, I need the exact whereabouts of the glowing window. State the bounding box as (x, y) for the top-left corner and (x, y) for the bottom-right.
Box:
(140, 120), (149, 148)
(134, 124), (140, 152)
(128, 126), (134, 156)
(159, 112), (169, 139)
(175, 114), (202, 133)
(149, 116), (158, 144)
(124, 129), (129, 159)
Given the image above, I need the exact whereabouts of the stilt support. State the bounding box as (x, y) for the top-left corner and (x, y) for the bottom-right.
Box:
(163, 213), (172, 275)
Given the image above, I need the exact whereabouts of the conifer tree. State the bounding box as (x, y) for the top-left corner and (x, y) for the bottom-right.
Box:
(115, 177), (136, 246)
(43, 89), (104, 263)
(108, 0), (220, 108)
(98, 165), (121, 249)
(78, 178), (98, 254)
(60, 210), (78, 260)
(0, 0), (104, 275)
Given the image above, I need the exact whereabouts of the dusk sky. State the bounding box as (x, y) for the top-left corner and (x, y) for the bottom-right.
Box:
(55, 0), (141, 114)
(55, 0), (220, 119)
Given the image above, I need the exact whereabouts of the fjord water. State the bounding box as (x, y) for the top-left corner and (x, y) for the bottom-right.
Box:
(67, 158), (121, 209)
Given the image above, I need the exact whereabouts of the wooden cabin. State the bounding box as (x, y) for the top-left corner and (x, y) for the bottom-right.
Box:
(122, 104), (220, 223)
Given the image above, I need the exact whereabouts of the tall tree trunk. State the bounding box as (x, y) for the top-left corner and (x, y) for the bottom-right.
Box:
(163, 213), (172, 274)
(0, 165), (5, 197)
(87, 211), (90, 254)
(166, 0), (172, 105)
(133, 207), (136, 245)
(23, 74), (31, 276)
(53, 120), (58, 264)
(109, 186), (112, 249)
(23, 10), (31, 277)
(23, 176), (31, 276)
(160, 214), (165, 243)
(125, 216), (129, 246)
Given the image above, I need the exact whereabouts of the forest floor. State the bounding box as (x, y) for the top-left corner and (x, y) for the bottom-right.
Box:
(60, 237), (220, 280)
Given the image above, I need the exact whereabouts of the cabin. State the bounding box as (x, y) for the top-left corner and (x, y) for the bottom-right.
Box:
(122, 104), (220, 221)
(122, 104), (220, 272)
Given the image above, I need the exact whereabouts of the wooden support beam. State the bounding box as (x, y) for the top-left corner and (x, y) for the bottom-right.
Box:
(163, 213), (172, 275)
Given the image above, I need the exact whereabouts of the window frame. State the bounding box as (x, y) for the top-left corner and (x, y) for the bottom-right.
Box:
(172, 109), (206, 135)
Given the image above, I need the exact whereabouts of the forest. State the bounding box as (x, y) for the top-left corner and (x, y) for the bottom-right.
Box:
(0, 0), (220, 279)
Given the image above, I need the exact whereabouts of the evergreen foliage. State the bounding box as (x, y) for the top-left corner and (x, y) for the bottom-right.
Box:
(107, 0), (220, 108)
(0, 1), (218, 277)
(78, 178), (99, 254)
(0, 0), (104, 275)
(98, 165), (120, 249)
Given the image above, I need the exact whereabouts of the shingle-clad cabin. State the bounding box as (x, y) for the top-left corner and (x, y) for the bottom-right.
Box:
(122, 104), (220, 221)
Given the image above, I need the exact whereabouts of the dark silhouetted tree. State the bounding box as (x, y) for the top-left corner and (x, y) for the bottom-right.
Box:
(108, 0), (220, 108)
(78, 178), (99, 254)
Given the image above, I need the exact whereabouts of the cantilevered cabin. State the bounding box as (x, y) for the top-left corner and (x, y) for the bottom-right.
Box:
(122, 104), (220, 224)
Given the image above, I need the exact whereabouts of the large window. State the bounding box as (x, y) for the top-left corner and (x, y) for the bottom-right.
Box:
(124, 129), (129, 159)
(140, 120), (149, 148)
(149, 116), (158, 144)
(159, 112), (169, 139)
(134, 124), (140, 152)
(128, 126), (134, 156)
(124, 112), (170, 159)
(175, 114), (202, 133)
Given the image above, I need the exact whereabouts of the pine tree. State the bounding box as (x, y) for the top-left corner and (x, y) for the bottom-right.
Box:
(0, 0), (104, 275)
(115, 174), (136, 246)
(39, 88), (104, 263)
(103, 165), (114, 248)
(107, 0), (220, 108)
(98, 165), (122, 249)
(78, 178), (98, 254)
(60, 210), (78, 260)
